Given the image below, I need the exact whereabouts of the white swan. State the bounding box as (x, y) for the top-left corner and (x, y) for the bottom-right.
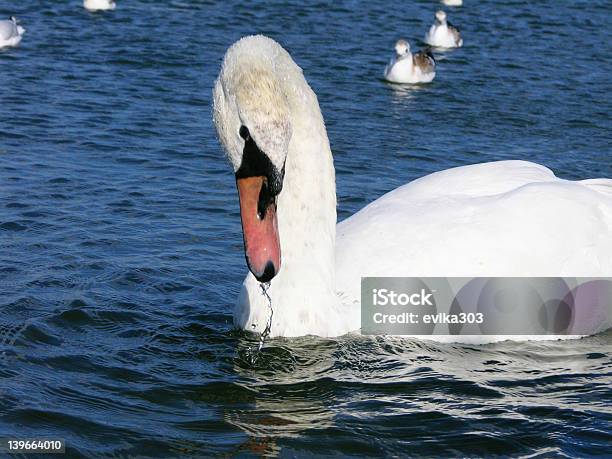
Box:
(213, 36), (612, 341)
(425, 10), (463, 48)
(442, 0), (463, 6)
(84, 0), (116, 12)
(384, 39), (436, 84)
(0, 16), (25, 48)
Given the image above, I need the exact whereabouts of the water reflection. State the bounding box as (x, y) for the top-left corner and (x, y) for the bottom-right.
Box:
(224, 330), (612, 455)
(385, 80), (422, 103)
(225, 336), (339, 454)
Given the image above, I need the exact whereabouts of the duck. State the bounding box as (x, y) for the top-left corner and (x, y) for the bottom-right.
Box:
(0, 16), (25, 48)
(425, 10), (463, 48)
(384, 39), (436, 84)
(84, 0), (116, 12)
(212, 36), (612, 342)
(442, 0), (463, 6)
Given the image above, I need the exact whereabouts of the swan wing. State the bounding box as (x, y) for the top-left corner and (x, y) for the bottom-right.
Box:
(336, 160), (612, 303)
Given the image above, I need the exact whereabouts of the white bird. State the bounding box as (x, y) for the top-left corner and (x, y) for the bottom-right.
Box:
(442, 0), (463, 6)
(384, 39), (436, 84)
(0, 16), (25, 48)
(425, 10), (463, 48)
(84, 0), (116, 12)
(213, 36), (612, 342)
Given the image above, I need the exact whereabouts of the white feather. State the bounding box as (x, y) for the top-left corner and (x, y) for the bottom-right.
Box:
(84, 0), (116, 12)
(0, 17), (25, 48)
(425, 11), (463, 48)
(384, 40), (436, 84)
(214, 36), (612, 342)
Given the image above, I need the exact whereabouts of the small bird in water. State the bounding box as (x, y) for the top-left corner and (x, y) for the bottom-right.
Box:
(84, 0), (117, 12)
(384, 39), (436, 84)
(442, 0), (462, 6)
(424, 10), (463, 48)
(0, 16), (25, 49)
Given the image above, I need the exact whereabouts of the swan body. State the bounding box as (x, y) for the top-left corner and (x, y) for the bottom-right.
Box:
(384, 39), (436, 84)
(425, 10), (463, 48)
(84, 0), (116, 11)
(213, 36), (612, 341)
(442, 0), (463, 6)
(0, 17), (25, 48)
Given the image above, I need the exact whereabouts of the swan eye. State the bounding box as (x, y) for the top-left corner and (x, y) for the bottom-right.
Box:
(239, 126), (250, 140)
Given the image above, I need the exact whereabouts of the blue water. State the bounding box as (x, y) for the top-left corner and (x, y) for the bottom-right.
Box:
(1, 0), (611, 457)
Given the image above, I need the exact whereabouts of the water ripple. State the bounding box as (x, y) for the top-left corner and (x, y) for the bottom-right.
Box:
(1, 0), (611, 456)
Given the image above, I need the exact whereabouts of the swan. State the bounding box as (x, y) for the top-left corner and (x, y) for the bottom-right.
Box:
(0, 16), (25, 48)
(213, 35), (612, 341)
(84, 0), (116, 12)
(442, 0), (463, 6)
(425, 10), (463, 48)
(384, 39), (436, 84)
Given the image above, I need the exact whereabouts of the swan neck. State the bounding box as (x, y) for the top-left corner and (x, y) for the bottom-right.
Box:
(275, 83), (337, 294)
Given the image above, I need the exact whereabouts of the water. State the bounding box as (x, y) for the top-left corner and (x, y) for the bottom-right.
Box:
(1, 0), (611, 456)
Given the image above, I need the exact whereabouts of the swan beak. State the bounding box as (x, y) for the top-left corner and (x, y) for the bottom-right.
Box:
(236, 176), (281, 283)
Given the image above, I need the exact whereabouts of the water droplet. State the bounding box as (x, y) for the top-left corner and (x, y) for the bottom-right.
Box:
(248, 281), (274, 363)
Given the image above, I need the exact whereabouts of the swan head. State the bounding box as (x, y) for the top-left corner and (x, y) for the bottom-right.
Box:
(9, 16), (17, 23)
(213, 36), (293, 283)
(394, 39), (410, 56)
(435, 10), (447, 24)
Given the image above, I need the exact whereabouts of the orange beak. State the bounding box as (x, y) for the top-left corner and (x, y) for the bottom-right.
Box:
(236, 176), (281, 282)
